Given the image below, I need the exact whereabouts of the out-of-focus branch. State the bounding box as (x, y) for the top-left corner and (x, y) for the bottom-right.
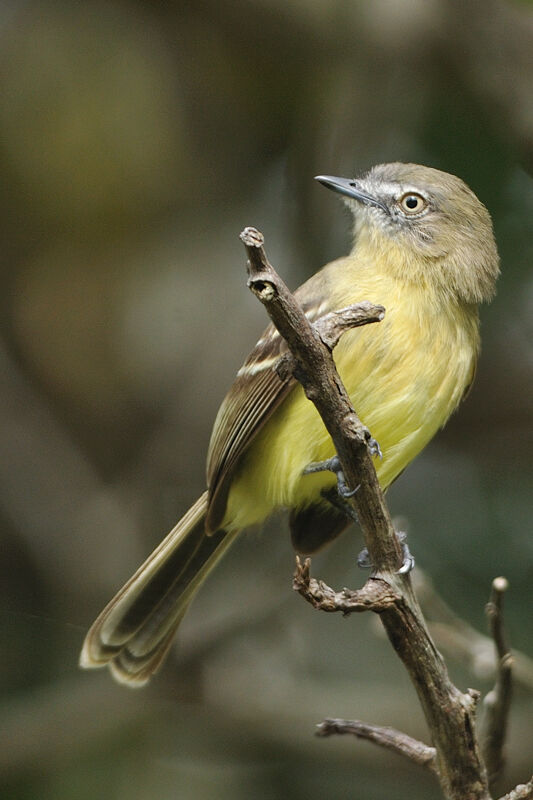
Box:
(414, 570), (533, 694)
(0, 339), (144, 601)
(482, 577), (513, 784)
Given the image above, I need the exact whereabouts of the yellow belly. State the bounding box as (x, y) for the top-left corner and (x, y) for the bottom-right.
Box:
(224, 281), (479, 533)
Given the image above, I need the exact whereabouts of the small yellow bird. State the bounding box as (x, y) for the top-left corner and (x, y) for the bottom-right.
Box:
(80, 163), (499, 686)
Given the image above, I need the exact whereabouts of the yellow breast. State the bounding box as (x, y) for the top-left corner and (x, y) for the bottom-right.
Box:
(224, 254), (479, 532)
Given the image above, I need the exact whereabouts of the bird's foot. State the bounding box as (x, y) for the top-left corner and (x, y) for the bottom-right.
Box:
(304, 455), (359, 498)
(303, 428), (380, 500)
(357, 547), (373, 569)
(357, 531), (415, 574)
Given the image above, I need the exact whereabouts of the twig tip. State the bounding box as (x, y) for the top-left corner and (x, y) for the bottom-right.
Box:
(492, 576), (509, 594)
(240, 227), (264, 247)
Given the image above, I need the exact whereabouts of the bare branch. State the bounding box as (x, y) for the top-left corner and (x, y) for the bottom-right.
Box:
(241, 227), (494, 800)
(317, 718), (437, 774)
(312, 302), (386, 347)
(482, 577), (513, 783)
(241, 225), (402, 574)
(0, 338), (144, 601)
(293, 556), (399, 613)
(276, 301), (385, 381)
(497, 778), (533, 800)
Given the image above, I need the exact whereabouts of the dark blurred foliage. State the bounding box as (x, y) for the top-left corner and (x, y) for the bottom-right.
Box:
(1, 1), (532, 798)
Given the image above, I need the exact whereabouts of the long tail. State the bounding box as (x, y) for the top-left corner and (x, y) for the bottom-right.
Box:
(80, 492), (237, 686)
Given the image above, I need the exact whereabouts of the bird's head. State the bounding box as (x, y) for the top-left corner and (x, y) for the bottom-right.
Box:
(316, 163), (500, 304)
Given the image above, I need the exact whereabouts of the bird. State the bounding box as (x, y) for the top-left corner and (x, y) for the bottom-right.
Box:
(80, 162), (499, 686)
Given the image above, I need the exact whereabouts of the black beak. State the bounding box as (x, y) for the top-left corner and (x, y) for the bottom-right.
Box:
(315, 175), (388, 214)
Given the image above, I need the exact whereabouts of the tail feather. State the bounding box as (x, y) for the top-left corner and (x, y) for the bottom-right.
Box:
(80, 492), (237, 686)
(110, 608), (189, 687)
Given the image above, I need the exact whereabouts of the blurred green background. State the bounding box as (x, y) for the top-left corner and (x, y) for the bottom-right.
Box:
(1, 1), (532, 798)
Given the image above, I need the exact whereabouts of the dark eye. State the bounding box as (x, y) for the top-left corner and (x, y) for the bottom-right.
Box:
(399, 193), (427, 214)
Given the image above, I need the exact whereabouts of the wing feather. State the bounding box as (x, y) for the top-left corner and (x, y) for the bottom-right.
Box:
(205, 290), (328, 532)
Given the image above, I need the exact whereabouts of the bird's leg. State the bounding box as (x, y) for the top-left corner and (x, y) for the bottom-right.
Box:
(304, 438), (413, 575)
(304, 455), (359, 498)
(320, 486), (359, 522)
(357, 531), (415, 574)
(319, 488), (414, 574)
(302, 427), (381, 498)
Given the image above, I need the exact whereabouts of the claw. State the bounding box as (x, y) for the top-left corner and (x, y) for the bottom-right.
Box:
(397, 531), (415, 574)
(356, 532), (415, 574)
(303, 455), (360, 499)
(337, 471), (360, 498)
(364, 428), (382, 459)
(357, 547), (372, 569)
